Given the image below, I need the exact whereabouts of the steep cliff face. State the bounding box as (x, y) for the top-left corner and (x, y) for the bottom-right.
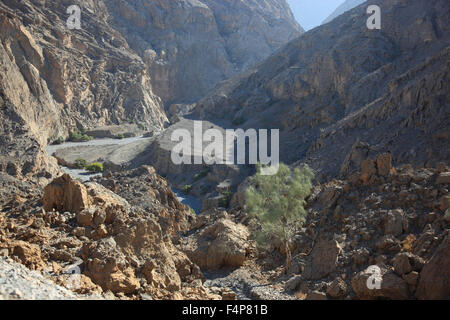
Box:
(193, 0), (450, 178)
(0, 0), (168, 180)
(0, 0), (301, 180)
(103, 0), (302, 105)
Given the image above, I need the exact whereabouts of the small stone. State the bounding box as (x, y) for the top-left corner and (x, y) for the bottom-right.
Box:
(284, 275), (302, 291)
(77, 208), (95, 227)
(326, 278), (348, 299)
(436, 172), (450, 184)
(97, 224), (108, 237)
(393, 253), (413, 275)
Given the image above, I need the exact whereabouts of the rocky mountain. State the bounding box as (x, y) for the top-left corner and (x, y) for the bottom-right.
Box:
(193, 0), (450, 179)
(0, 0), (302, 182)
(103, 0), (303, 105)
(323, 0), (367, 24)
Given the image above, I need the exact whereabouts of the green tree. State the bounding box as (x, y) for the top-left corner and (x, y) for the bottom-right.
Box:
(245, 163), (314, 271)
(85, 162), (103, 173)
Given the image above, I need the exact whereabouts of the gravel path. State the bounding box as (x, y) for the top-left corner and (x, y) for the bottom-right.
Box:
(0, 257), (102, 300)
(204, 268), (294, 300)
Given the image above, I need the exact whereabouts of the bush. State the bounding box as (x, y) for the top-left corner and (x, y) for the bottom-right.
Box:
(85, 162), (103, 173)
(114, 134), (125, 140)
(68, 131), (94, 142)
(74, 158), (87, 169)
(219, 191), (233, 208)
(52, 136), (65, 145)
(182, 185), (192, 195)
(193, 169), (210, 182)
(245, 163), (314, 270)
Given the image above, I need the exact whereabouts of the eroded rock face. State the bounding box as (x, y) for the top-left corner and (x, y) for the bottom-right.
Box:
(415, 235), (450, 300)
(103, 0), (302, 104)
(0, 0), (301, 179)
(181, 218), (250, 270)
(194, 0), (450, 177)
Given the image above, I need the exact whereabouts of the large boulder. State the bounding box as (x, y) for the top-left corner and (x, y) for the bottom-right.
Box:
(303, 238), (342, 280)
(42, 174), (88, 213)
(415, 235), (450, 299)
(351, 265), (409, 300)
(181, 218), (249, 270)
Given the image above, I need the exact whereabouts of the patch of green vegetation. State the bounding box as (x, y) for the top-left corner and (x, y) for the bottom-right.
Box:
(114, 134), (125, 140)
(68, 131), (94, 142)
(232, 116), (246, 126)
(182, 185), (192, 195)
(74, 158), (88, 169)
(218, 191), (233, 208)
(189, 207), (196, 215)
(193, 169), (210, 182)
(52, 136), (65, 145)
(245, 163), (314, 270)
(85, 162), (103, 173)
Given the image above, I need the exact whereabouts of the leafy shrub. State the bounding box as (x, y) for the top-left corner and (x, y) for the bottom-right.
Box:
(193, 169), (210, 182)
(182, 185), (192, 195)
(219, 191), (233, 208)
(68, 131), (94, 142)
(114, 134), (125, 140)
(74, 158), (87, 169)
(245, 163), (314, 270)
(52, 136), (65, 145)
(85, 162), (103, 173)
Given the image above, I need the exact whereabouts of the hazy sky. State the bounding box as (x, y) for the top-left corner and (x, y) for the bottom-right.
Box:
(287, 0), (345, 31)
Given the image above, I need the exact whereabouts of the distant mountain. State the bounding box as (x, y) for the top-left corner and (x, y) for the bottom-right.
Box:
(193, 0), (450, 178)
(323, 0), (366, 24)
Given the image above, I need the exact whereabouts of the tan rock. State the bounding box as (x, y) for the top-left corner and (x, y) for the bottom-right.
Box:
(351, 265), (409, 300)
(10, 240), (45, 271)
(436, 172), (450, 184)
(77, 208), (95, 227)
(361, 159), (377, 184)
(416, 235), (450, 299)
(376, 153), (393, 176)
(181, 218), (249, 270)
(326, 277), (348, 299)
(303, 238), (342, 280)
(43, 174), (88, 214)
